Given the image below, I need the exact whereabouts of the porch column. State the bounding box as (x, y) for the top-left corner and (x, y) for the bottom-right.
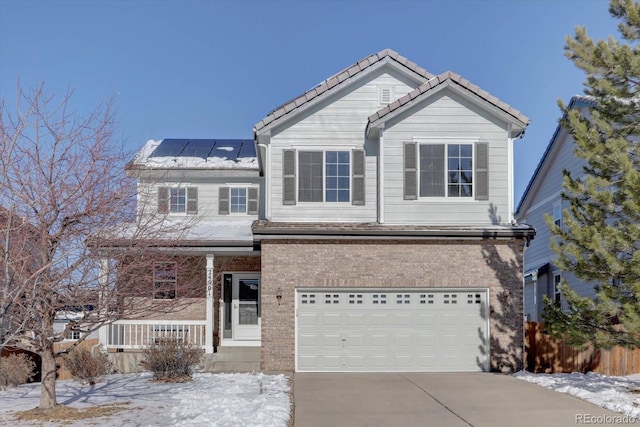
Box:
(98, 257), (109, 348)
(205, 253), (215, 354)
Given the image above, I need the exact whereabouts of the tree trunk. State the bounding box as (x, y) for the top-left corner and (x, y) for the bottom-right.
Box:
(39, 343), (58, 409)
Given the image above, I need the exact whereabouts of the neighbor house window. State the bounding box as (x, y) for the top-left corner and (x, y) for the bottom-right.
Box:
(420, 143), (473, 197)
(553, 203), (562, 229)
(298, 151), (350, 202)
(69, 331), (81, 340)
(230, 188), (247, 213)
(158, 187), (198, 215)
(153, 261), (177, 299)
(553, 273), (562, 306)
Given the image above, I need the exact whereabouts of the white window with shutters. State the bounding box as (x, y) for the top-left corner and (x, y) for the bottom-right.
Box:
(282, 148), (365, 206)
(219, 185), (259, 215)
(403, 139), (488, 201)
(157, 185), (198, 215)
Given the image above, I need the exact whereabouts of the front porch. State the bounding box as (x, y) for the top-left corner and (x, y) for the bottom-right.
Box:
(98, 250), (263, 372)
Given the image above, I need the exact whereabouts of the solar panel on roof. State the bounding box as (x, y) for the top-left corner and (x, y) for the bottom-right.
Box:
(181, 140), (217, 158)
(212, 140), (241, 159)
(149, 139), (189, 157)
(238, 140), (256, 158)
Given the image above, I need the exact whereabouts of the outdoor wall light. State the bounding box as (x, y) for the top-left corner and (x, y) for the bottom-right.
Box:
(276, 288), (283, 305)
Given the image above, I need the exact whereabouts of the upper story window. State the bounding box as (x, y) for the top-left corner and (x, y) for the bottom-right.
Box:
(219, 186), (259, 215)
(170, 188), (186, 213)
(404, 141), (488, 201)
(158, 186), (198, 215)
(282, 149), (365, 206)
(231, 188), (247, 213)
(299, 151), (350, 202)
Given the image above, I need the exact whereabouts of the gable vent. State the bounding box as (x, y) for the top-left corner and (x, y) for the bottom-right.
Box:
(379, 86), (393, 105)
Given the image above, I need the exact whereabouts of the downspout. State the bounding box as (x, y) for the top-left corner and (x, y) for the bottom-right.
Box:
(378, 126), (385, 224)
(521, 240), (528, 371)
(256, 142), (270, 221)
(508, 123), (515, 224)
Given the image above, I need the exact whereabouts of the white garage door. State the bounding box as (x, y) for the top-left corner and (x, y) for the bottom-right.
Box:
(296, 289), (489, 372)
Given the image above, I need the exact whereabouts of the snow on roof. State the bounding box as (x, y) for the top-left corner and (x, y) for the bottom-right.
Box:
(130, 139), (259, 170)
(102, 219), (255, 246)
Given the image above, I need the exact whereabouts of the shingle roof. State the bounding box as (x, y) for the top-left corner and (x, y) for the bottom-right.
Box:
(254, 49), (434, 133)
(367, 71), (530, 129)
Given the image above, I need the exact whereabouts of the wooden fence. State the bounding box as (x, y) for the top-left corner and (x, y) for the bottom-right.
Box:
(53, 338), (100, 380)
(525, 321), (640, 376)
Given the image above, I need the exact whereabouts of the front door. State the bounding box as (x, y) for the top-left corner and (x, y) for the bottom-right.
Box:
(232, 274), (261, 341)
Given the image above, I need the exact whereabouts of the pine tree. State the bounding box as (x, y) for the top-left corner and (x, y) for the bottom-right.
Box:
(542, 0), (640, 348)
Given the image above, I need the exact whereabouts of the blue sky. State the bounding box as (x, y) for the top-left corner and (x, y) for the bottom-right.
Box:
(0, 0), (618, 205)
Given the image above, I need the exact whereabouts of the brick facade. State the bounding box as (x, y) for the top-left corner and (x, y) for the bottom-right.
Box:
(260, 239), (525, 373)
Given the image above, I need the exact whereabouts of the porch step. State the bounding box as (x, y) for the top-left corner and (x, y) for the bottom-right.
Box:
(199, 347), (261, 373)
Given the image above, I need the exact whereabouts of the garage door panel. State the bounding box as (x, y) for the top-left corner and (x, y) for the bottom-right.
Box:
(297, 289), (488, 372)
(345, 313), (365, 326)
(322, 313), (341, 326)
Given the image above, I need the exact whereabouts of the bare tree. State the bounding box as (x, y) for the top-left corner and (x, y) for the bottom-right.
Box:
(0, 83), (200, 409)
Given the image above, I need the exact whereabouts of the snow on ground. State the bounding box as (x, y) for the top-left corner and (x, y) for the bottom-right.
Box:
(514, 371), (640, 419)
(0, 372), (291, 427)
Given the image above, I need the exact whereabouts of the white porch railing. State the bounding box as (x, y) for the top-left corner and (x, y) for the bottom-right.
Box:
(104, 320), (207, 350)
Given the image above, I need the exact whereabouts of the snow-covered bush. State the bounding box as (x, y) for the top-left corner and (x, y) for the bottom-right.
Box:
(0, 353), (35, 390)
(140, 340), (202, 382)
(63, 346), (112, 385)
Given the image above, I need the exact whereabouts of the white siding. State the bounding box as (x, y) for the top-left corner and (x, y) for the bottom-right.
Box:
(382, 90), (512, 225)
(268, 68), (419, 222)
(138, 176), (263, 222)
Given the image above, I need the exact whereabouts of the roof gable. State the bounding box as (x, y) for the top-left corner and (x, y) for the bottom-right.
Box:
(366, 71), (529, 137)
(253, 49), (434, 135)
(515, 96), (595, 216)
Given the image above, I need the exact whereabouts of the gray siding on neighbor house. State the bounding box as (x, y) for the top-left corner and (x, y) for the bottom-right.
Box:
(268, 68), (418, 222)
(517, 105), (597, 320)
(382, 90), (512, 225)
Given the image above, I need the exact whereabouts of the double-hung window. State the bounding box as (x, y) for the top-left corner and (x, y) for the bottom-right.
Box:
(158, 186), (198, 215)
(218, 186), (259, 215)
(170, 188), (186, 213)
(404, 141), (487, 200)
(230, 188), (247, 213)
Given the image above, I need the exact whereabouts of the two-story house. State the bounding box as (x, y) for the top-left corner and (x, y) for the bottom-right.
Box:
(515, 96), (595, 322)
(101, 49), (535, 373)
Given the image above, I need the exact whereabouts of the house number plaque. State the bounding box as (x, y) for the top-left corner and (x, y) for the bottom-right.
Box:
(206, 269), (213, 298)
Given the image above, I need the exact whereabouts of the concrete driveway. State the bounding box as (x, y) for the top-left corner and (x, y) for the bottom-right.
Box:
(294, 373), (627, 427)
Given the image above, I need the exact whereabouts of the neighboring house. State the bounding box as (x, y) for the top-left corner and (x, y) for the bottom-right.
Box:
(515, 96), (595, 322)
(101, 49), (535, 373)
